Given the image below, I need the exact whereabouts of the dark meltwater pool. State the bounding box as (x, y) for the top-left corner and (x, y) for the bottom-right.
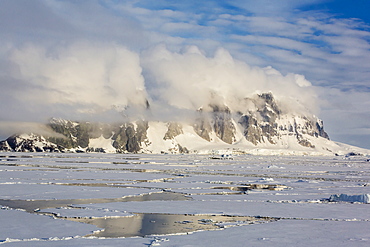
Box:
(70, 213), (276, 238)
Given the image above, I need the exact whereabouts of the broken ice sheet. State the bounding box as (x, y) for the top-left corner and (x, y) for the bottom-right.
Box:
(1, 153), (370, 246)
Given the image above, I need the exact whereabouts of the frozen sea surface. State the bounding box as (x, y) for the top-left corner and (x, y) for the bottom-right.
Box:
(0, 152), (369, 246)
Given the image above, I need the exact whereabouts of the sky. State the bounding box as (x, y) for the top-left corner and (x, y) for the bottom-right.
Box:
(0, 0), (369, 149)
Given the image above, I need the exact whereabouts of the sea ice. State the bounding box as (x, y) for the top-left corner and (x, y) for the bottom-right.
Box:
(0, 152), (369, 246)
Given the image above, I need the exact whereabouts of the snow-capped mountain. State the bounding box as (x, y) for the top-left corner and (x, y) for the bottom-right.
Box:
(0, 93), (368, 155)
(0, 133), (62, 152)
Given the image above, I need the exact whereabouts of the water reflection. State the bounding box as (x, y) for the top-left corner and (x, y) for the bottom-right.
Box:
(0, 191), (276, 238)
(70, 213), (276, 238)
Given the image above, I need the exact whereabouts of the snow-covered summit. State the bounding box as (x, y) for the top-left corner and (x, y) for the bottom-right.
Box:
(0, 133), (62, 152)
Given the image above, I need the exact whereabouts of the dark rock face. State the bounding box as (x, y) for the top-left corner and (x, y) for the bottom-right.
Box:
(116, 120), (149, 153)
(210, 105), (236, 144)
(166, 143), (189, 154)
(178, 144), (189, 153)
(238, 115), (262, 145)
(136, 120), (150, 144)
(238, 93), (280, 145)
(163, 123), (189, 154)
(47, 119), (93, 149)
(164, 122), (183, 140)
(0, 140), (12, 152)
(236, 93), (329, 147)
(113, 123), (139, 153)
(103, 121), (149, 153)
(193, 110), (212, 142)
(316, 120), (329, 139)
(47, 118), (149, 153)
(86, 147), (106, 153)
(193, 105), (236, 144)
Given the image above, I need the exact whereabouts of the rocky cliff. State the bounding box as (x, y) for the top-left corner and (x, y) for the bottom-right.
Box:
(0, 92), (333, 154)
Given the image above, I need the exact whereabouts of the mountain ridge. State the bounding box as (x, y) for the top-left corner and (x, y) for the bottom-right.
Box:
(0, 92), (368, 156)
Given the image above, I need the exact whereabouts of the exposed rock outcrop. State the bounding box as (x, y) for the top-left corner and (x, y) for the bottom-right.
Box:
(193, 105), (236, 144)
(193, 109), (213, 142)
(164, 122), (183, 140)
(47, 118), (150, 153)
(237, 93), (328, 148)
(210, 104), (236, 144)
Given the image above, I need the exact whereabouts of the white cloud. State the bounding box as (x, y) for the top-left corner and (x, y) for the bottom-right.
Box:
(142, 45), (318, 115)
(0, 121), (64, 139)
(6, 42), (148, 118)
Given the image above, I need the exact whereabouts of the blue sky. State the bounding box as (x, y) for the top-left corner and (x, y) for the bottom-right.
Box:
(301, 0), (370, 22)
(0, 0), (369, 148)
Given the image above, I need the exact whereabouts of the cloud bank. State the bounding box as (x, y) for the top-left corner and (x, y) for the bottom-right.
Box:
(142, 45), (316, 115)
(0, 42), (317, 126)
(1, 0), (370, 148)
(9, 42), (148, 113)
